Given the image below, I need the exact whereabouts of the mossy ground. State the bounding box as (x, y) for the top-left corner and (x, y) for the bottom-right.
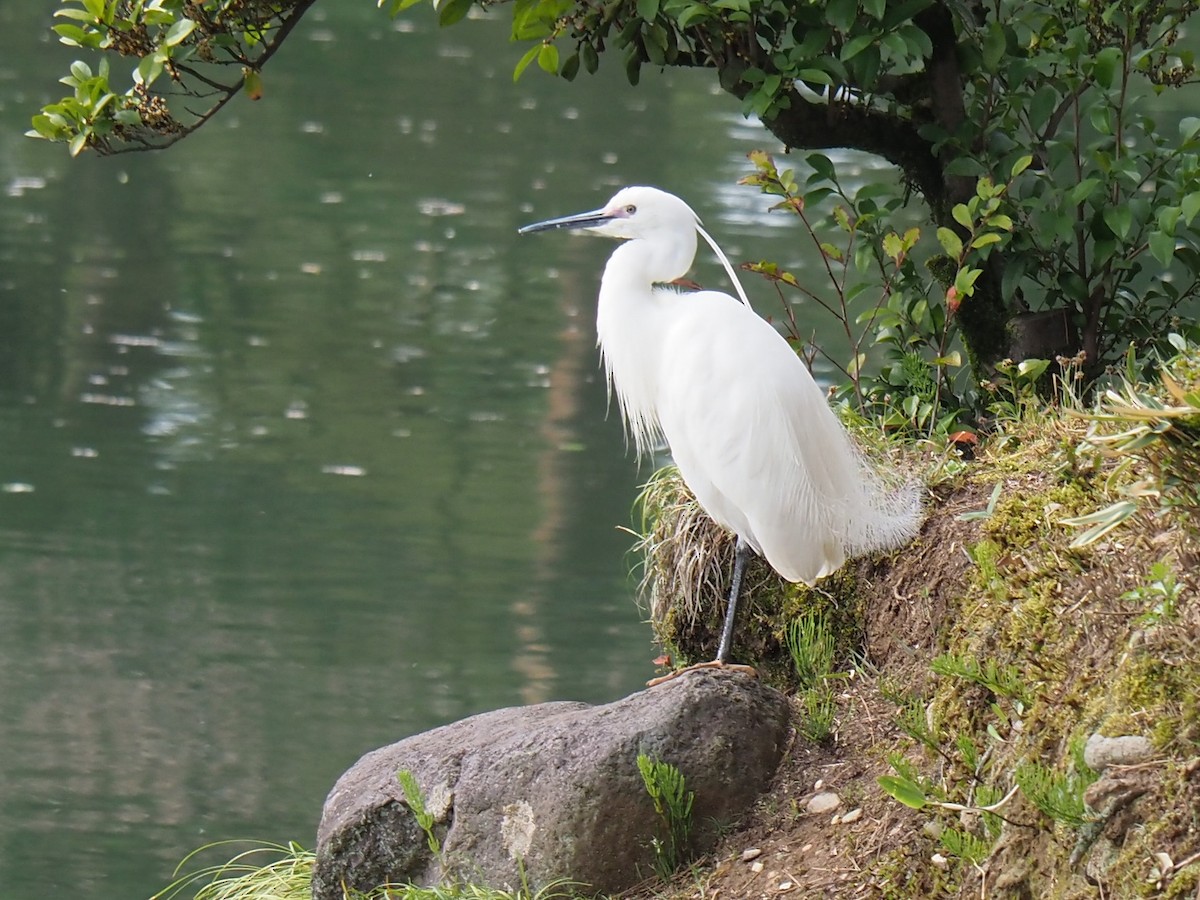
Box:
(623, 405), (1200, 900)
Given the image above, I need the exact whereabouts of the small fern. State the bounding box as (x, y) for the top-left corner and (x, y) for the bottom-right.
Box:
(786, 611), (835, 690)
(931, 653), (1031, 706)
(636, 753), (694, 880)
(939, 827), (992, 866)
(397, 769), (441, 856)
(1015, 760), (1096, 827)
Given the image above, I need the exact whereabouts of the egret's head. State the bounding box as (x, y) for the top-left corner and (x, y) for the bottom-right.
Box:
(518, 186), (700, 241)
(518, 186), (751, 305)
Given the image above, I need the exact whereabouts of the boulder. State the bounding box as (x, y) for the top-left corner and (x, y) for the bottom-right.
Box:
(312, 669), (791, 898)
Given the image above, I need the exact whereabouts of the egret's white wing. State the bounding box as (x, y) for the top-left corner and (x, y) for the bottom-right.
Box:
(653, 290), (901, 584)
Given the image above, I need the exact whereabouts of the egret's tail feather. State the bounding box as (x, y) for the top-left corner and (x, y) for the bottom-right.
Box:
(845, 462), (924, 556)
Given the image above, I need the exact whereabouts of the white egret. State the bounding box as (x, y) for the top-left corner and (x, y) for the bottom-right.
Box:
(519, 186), (922, 677)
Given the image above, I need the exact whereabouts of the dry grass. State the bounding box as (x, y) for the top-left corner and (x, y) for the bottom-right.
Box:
(631, 466), (733, 633)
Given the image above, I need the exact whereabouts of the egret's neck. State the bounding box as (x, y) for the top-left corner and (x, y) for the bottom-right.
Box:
(595, 233), (696, 457)
(604, 230), (697, 288)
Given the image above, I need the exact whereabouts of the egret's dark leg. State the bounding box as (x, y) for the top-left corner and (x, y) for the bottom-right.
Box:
(645, 536), (757, 686)
(715, 536), (752, 663)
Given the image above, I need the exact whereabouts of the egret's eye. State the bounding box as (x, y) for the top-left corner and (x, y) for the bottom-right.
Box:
(624, 204), (637, 215)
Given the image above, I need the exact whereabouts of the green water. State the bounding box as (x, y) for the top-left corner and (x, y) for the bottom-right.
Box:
(0, 6), (875, 898)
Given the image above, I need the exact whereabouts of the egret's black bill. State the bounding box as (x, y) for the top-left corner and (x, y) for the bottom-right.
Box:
(518, 208), (613, 235)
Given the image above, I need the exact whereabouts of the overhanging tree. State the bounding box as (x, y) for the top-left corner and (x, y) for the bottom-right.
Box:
(31, 0), (1200, 413)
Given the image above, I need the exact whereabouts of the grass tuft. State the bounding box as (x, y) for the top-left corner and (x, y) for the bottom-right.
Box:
(151, 841), (588, 900)
(631, 465), (731, 633)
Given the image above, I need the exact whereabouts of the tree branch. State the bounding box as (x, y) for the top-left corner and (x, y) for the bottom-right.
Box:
(737, 85), (948, 215)
(97, 0), (319, 155)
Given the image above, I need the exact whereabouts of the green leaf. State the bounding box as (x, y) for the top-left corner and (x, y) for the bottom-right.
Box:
(898, 23), (932, 58)
(164, 17), (197, 48)
(819, 242), (843, 261)
(437, 0), (474, 27)
(1181, 117), (1200, 144)
(954, 267), (982, 296)
(637, 0), (660, 21)
(849, 43), (880, 87)
(1092, 46), (1122, 90)
(796, 68), (833, 86)
(136, 54), (164, 86)
(971, 232), (1002, 249)
(560, 51), (580, 81)
(381, 0), (427, 13)
(1103, 205), (1132, 240)
(878, 774), (928, 810)
(1016, 358), (1049, 380)
(28, 114), (60, 140)
(841, 34), (876, 61)
(1149, 230), (1176, 266)
(674, 4), (712, 28)
(806, 153), (836, 182)
(625, 50), (641, 85)
(1158, 206), (1181, 236)
(944, 157), (985, 177)
(70, 60), (94, 82)
(537, 42), (559, 74)
(793, 25), (833, 58)
(69, 131), (89, 157)
(513, 44), (540, 81)
(53, 23), (88, 46)
(1063, 500), (1139, 548)
(1182, 192), (1200, 225)
(1089, 103), (1113, 136)
(1067, 178), (1101, 206)
(825, 0), (857, 32)
(1011, 155), (1033, 178)
(937, 227), (964, 258)
(243, 68), (263, 100)
(880, 31), (908, 59)
(982, 21), (1006, 71)
(55, 8), (99, 21)
(581, 42), (599, 73)
(1027, 85), (1058, 132)
(881, 0), (933, 29)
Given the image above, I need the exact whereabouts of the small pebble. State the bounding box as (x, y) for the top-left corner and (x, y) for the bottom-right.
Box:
(931, 852), (948, 869)
(751, 860), (764, 874)
(840, 807), (863, 824)
(806, 791), (841, 815)
(742, 848), (762, 862)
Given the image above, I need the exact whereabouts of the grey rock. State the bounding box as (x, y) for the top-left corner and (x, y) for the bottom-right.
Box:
(312, 670), (791, 899)
(1083, 733), (1154, 772)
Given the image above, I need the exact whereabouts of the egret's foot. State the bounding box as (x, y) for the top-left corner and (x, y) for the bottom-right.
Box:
(646, 660), (758, 687)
